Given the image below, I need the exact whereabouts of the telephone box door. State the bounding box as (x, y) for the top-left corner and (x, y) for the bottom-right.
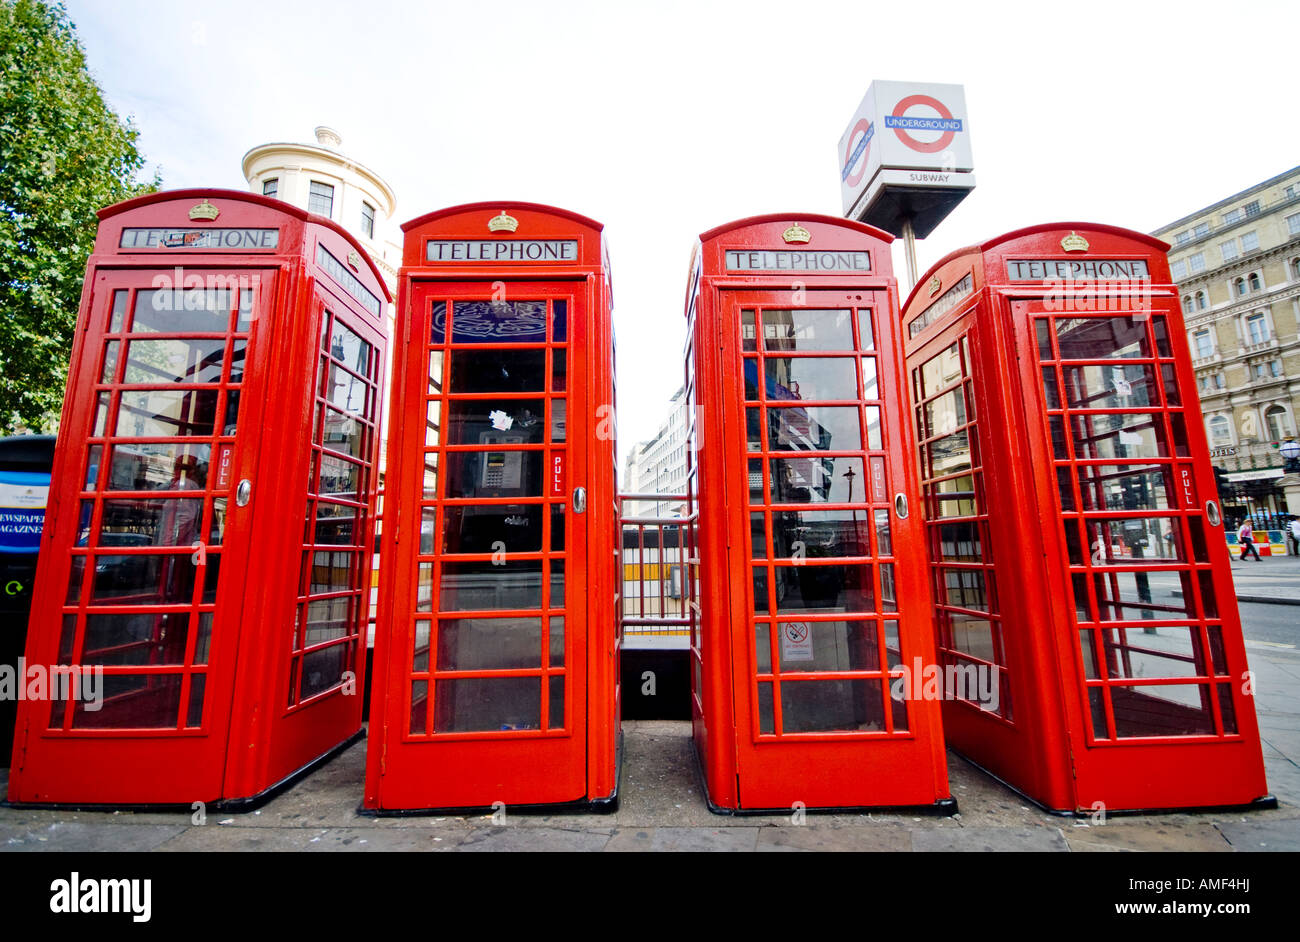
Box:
(1010, 293), (1264, 803)
(723, 287), (935, 809)
(375, 280), (586, 808)
(13, 270), (273, 802)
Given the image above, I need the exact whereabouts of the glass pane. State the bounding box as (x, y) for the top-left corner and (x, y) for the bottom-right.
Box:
(1085, 517), (1183, 564)
(431, 301), (447, 343)
(1094, 570), (1196, 621)
(323, 409), (366, 458)
(93, 392), (110, 436)
(773, 564), (874, 613)
(949, 612), (995, 661)
(1076, 465), (1173, 512)
(309, 550), (355, 593)
(410, 680), (428, 734)
(440, 559), (543, 611)
(919, 344), (962, 397)
(741, 310), (757, 351)
(780, 679), (884, 733)
(90, 554), (195, 605)
(750, 513), (767, 558)
(109, 290), (128, 332)
(874, 510), (892, 556)
(443, 504), (542, 553)
(552, 348), (567, 392)
(769, 457), (865, 505)
(300, 644), (350, 699)
(451, 300), (547, 344)
(550, 616), (564, 667)
(328, 319), (371, 374)
(1111, 684), (1214, 737)
(433, 677), (541, 732)
(450, 349), (545, 392)
(762, 309), (854, 352)
(318, 454), (361, 498)
(1098, 626), (1204, 679)
(935, 521), (980, 560)
(769, 508), (869, 557)
(857, 309), (874, 350)
(71, 674), (183, 729)
(767, 406), (861, 452)
(551, 300), (566, 343)
(1054, 316), (1151, 360)
(325, 362), (367, 414)
(302, 597), (353, 647)
(132, 289), (231, 333)
(98, 498), (205, 547)
(763, 358), (857, 402)
(438, 617), (542, 670)
(777, 620), (879, 673)
(941, 569), (990, 610)
(549, 675), (564, 729)
(194, 612), (212, 665)
(757, 682), (774, 734)
(116, 389), (218, 438)
(101, 340), (119, 383)
(108, 443), (209, 491)
(755, 623), (771, 673)
(924, 388), (967, 439)
(428, 351), (445, 393)
(123, 339), (225, 385)
(85, 445), (103, 489)
(447, 399), (546, 445)
(1063, 363), (1159, 409)
(186, 673), (206, 727)
(422, 452), (439, 499)
(864, 406), (882, 450)
(80, 612), (190, 666)
(550, 502), (565, 552)
(861, 357), (878, 399)
(444, 450), (543, 499)
(1071, 412), (1167, 460)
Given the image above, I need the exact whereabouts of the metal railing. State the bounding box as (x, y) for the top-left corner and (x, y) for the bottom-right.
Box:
(620, 492), (694, 650)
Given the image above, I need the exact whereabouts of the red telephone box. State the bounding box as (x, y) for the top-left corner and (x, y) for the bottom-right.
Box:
(900, 223), (1273, 813)
(363, 202), (619, 812)
(685, 215), (953, 812)
(7, 189), (390, 806)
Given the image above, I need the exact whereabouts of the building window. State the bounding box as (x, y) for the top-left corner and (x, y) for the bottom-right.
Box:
(1223, 208), (1242, 225)
(1171, 259), (1188, 279)
(1247, 272), (1262, 292)
(1175, 231), (1191, 245)
(1246, 312), (1268, 345)
(1208, 415), (1232, 445)
(1292, 258), (1300, 280)
(1266, 405), (1290, 441)
(308, 181), (334, 217)
(263, 178), (278, 199)
(1182, 296), (1194, 315)
(1214, 373), (1226, 389)
(1244, 200), (1260, 218)
(1233, 277), (1247, 297)
(1195, 291), (1208, 311)
(1188, 252), (1206, 273)
(1220, 240), (1238, 262)
(1270, 359), (1282, 377)
(1193, 328), (1213, 358)
(360, 202), (375, 240)
(1192, 222), (1210, 239)
(1288, 213), (1300, 236)
(1240, 230), (1259, 252)
(1254, 360), (1282, 380)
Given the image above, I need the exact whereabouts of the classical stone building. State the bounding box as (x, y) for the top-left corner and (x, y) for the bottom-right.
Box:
(1152, 166), (1300, 525)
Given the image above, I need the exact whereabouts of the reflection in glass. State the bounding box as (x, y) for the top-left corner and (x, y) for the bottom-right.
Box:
(329, 319), (371, 374)
(108, 443), (209, 491)
(1085, 517), (1183, 564)
(1076, 465), (1172, 512)
(770, 509), (869, 557)
(770, 454), (866, 505)
(777, 620), (879, 673)
(1054, 316), (1150, 360)
(71, 674), (183, 729)
(1071, 412), (1167, 460)
(762, 309), (854, 352)
(1063, 363), (1158, 409)
(444, 450), (543, 499)
(300, 644), (350, 699)
(1111, 684), (1214, 737)
(447, 399), (545, 444)
(780, 678), (884, 733)
(98, 498), (204, 547)
(124, 339), (225, 385)
(90, 554), (195, 605)
(440, 559), (543, 611)
(452, 300), (547, 344)
(437, 617), (542, 670)
(762, 358), (856, 402)
(116, 389), (218, 438)
(433, 677), (542, 732)
(773, 564), (874, 613)
(767, 406), (860, 452)
(450, 348), (545, 392)
(443, 504), (542, 553)
(132, 289), (230, 333)
(80, 612), (190, 666)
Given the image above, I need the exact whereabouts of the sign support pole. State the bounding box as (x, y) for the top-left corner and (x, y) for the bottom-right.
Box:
(901, 216), (919, 293)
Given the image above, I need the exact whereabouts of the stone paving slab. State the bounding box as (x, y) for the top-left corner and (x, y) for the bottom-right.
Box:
(911, 826), (1070, 852)
(604, 826), (759, 852)
(755, 824), (913, 852)
(2, 820), (187, 852)
(1215, 816), (1300, 852)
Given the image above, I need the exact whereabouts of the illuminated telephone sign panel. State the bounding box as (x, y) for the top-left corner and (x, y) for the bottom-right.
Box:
(899, 222), (1273, 813)
(7, 189), (390, 806)
(363, 202), (619, 813)
(684, 214), (953, 813)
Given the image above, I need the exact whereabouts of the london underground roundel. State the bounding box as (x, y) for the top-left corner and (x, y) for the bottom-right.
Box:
(886, 94), (961, 154)
(841, 118), (874, 187)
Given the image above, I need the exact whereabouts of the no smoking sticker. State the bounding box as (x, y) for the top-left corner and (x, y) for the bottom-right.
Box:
(781, 621), (815, 662)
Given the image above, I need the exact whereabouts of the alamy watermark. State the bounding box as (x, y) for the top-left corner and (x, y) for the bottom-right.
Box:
(0, 659), (104, 711)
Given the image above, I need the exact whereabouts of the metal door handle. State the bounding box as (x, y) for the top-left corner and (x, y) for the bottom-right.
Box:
(236, 479), (252, 507)
(573, 487), (587, 514)
(894, 493), (909, 519)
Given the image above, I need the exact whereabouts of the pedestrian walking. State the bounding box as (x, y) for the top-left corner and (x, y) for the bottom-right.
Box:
(1289, 516), (1300, 557)
(1237, 520), (1262, 562)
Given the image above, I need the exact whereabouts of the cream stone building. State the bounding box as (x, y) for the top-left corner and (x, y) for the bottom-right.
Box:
(1153, 166), (1300, 525)
(242, 126), (401, 293)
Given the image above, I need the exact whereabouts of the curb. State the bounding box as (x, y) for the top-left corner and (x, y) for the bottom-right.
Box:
(1172, 590), (1300, 608)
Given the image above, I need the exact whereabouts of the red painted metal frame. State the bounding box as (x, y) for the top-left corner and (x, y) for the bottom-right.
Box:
(686, 214), (951, 812)
(7, 189), (390, 806)
(363, 202), (618, 812)
(900, 222), (1271, 812)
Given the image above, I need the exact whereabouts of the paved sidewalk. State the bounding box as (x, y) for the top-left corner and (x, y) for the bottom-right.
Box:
(2, 709), (1298, 851)
(1223, 551), (1300, 604)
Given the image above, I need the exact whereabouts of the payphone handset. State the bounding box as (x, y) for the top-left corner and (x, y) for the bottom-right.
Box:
(479, 431), (526, 491)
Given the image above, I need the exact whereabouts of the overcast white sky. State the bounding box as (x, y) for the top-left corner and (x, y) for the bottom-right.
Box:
(65, 0), (1297, 472)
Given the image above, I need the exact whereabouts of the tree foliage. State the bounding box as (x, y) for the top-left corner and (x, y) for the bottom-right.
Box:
(0, 0), (157, 433)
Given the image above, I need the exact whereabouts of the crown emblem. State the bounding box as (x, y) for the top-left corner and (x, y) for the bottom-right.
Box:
(347, 250), (362, 270)
(188, 199), (220, 222)
(1061, 231), (1089, 252)
(928, 275), (942, 297)
(488, 211), (519, 233)
(782, 222), (811, 244)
